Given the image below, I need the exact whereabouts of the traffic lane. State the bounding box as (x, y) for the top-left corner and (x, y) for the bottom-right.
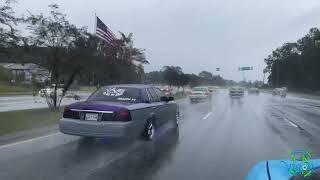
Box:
(0, 93), (90, 112)
(0, 134), (145, 180)
(266, 99), (320, 157)
(1, 91), (318, 180)
(0, 97), (197, 180)
(103, 90), (318, 180)
(147, 91), (290, 180)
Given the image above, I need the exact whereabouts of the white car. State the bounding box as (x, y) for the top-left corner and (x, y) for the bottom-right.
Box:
(272, 87), (287, 98)
(160, 86), (173, 96)
(229, 86), (244, 97)
(189, 86), (210, 102)
(39, 87), (63, 97)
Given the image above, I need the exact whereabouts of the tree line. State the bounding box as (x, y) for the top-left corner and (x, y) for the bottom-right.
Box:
(264, 27), (320, 91)
(0, 1), (148, 109)
(144, 66), (234, 87)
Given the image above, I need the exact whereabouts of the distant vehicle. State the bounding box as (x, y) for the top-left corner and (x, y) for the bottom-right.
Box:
(208, 86), (217, 93)
(160, 85), (173, 96)
(189, 86), (210, 102)
(229, 86), (244, 97)
(39, 87), (63, 97)
(65, 92), (81, 100)
(272, 87), (287, 98)
(59, 84), (179, 140)
(248, 88), (260, 95)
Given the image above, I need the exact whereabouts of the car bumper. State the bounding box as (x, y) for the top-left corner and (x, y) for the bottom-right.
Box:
(59, 118), (141, 138)
(189, 95), (208, 100)
(229, 91), (244, 96)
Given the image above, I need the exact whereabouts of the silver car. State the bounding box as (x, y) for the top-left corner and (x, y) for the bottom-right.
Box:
(59, 84), (179, 140)
(229, 86), (244, 97)
(189, 86), (210, 102)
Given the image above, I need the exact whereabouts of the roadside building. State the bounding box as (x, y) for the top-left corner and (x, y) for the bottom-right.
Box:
(0, 63), (50, 83)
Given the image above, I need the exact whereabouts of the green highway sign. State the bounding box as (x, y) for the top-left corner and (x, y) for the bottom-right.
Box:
(239, 67), (253, 71)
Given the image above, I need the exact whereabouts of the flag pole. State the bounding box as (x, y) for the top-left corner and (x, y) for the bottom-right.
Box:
(94, 11), (97, 35)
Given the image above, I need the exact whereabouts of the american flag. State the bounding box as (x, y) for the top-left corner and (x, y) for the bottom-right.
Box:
(95, 16), (116, 44)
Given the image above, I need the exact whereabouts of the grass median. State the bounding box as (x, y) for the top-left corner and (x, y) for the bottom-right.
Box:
(0, 83), (33, 96)
(0, 108), (62, 135)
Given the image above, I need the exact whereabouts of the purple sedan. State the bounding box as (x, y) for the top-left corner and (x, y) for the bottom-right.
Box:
(59, 84), (179, 140)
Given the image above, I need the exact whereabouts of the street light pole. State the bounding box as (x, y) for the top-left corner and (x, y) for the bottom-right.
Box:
(276, 61), (280, 87)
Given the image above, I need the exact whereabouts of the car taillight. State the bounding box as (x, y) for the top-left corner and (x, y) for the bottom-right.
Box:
(63, 106), (80, 119)
(64, 106), (71, 114)
(115, 108), (131, 121)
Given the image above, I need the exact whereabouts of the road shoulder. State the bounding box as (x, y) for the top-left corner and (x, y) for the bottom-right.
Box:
(0, 124), (59, 146)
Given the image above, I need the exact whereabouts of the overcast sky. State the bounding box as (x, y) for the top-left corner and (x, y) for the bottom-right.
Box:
(14, 0), (320, 81)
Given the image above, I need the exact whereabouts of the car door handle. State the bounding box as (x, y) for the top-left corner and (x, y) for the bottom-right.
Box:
(152, 106), (157, 109)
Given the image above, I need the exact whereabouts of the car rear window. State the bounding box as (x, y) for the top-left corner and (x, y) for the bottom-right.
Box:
(87, 87), (141, 103)
(192, 87), (207, 91)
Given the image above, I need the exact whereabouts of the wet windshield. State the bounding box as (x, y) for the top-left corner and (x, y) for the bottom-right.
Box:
(2, 0), (320, 180)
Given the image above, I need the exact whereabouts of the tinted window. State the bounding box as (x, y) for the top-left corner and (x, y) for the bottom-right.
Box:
(147, 88), (160, 102)
(141, 89), (149, 103)
(154, 88), (164, 97)
(88, 87), (141, 103)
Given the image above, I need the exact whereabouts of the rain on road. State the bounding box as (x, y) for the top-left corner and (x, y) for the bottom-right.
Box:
(0, 90), (320, 180)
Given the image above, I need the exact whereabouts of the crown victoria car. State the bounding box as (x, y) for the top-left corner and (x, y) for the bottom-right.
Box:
(59, 84), (179, 140)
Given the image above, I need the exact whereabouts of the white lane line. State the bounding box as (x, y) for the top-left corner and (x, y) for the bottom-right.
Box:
(283, 118), (299, 128)
(0, 132), (60, 150)
(203, 112), (213, 120)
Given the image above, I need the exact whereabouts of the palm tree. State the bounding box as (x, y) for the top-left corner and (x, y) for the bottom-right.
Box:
(117, 31), (149, 65)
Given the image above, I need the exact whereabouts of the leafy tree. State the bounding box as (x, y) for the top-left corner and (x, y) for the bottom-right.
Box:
(162, 66), (183, 87)
(186, 74), (201, 87)
(0, 0), (21, 49)
(199, 71), (213, 79)
(26, 4), (92, 109)
(264, 27), (320, 90)
(144, 71), (164, 84)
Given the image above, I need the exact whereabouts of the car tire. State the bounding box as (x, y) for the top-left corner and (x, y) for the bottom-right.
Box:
(144, 120), (155, 141)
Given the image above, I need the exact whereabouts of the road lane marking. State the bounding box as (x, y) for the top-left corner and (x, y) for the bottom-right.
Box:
(203, 112), (212, 120)
(283, 118), (299, 128)
(0, 132), (60, 150)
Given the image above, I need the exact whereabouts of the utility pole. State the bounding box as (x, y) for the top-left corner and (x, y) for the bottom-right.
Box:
(263, 69), (267, 85)
(276, 62), (280, 87)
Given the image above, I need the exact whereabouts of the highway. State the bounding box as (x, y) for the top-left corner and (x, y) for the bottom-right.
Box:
(1, 90), (320, 179)
(0, 92), (91, 112)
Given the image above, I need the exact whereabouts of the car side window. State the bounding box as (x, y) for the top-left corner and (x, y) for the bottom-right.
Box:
(154, 88), (164, 98)
(141, 89), (149, 103)
(147, 88), (160, 102)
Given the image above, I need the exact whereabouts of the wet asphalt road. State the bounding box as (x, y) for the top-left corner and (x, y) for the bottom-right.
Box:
(1, 90), (320, 179)
(0, 93), (90, 112)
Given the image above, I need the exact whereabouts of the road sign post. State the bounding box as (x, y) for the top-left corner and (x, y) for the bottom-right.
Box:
(238, 66), (253, 81)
